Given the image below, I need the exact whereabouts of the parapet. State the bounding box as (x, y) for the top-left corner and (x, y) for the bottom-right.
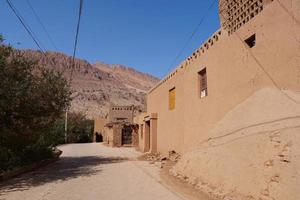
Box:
(148, 29), (222, 94)
(148, 0), (275, 95)
(219, 0), (273, 35)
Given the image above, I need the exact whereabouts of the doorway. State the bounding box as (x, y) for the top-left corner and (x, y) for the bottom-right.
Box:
(122, 126), (132, 145)
(144, 120), (150, 152)
(95, 132), (103, 142)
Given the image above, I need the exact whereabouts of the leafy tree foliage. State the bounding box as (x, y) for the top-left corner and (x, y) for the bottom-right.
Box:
(66, 112), (94, 143)
(0, 36), (71, 171)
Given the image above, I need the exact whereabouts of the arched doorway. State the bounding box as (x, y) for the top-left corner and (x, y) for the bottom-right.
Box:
(95, 132), (103, 142)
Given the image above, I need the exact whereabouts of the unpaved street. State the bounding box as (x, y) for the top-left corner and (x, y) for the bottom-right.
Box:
(0, 143), (186, 200)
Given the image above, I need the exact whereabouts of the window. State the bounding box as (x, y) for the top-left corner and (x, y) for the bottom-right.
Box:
(169, 87), (175, 110)
(116, 117), (127, 122)
(244, 34), (256, 48)
(198, 68), (208, 98)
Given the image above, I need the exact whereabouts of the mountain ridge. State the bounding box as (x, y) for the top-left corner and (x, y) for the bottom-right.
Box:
(18, 49), (160, 118)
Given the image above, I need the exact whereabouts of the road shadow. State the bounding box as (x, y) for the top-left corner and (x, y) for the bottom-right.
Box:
(0, 156), (127, 194)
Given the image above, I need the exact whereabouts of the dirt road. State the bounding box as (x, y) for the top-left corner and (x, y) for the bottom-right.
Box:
(0, 143), (187, 200)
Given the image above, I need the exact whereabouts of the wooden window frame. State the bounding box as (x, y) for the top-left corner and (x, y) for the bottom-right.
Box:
(198, 68), (208, 98)
(169, 87), (176, 110)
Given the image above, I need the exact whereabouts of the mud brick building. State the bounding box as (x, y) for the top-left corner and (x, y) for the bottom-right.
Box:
(102, 105), (138, 147)
(134, 0), (300, 155)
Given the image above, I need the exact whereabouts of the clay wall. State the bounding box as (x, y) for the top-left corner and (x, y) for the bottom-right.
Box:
(93, 117), (107, 142)
(107, 105), (134, 123)
(146, 0), (300, 155)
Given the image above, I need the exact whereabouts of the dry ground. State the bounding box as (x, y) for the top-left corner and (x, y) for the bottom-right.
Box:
(0, 143), (209, 200)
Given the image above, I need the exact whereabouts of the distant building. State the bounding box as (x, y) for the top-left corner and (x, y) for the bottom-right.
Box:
(107, 105), (134, 124)
(103, 105), (138, 147)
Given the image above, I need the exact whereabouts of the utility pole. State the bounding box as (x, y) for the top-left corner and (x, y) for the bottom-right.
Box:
(65, 111), (68, 143)
(65, 0), (83, 144)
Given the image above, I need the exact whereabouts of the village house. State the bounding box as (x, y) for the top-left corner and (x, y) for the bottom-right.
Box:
(134, 0), (300, 156)
(94, 105), (139, 147)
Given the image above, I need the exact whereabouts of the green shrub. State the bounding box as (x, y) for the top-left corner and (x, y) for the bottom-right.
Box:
(40, 119), (66, 147)
(0, 35), (71, 171)
(66, 112), (94, 143)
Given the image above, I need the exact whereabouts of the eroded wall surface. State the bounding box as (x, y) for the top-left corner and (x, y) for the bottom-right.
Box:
(173, 88), (300, 200)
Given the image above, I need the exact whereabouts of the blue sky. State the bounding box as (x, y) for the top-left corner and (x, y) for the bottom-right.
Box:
(1, 0), (220, 78)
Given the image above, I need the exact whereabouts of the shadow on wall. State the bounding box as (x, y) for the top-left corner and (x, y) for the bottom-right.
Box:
(0, 156), (127, 194)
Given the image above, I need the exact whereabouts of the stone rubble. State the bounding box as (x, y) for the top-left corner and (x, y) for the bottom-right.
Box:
(143, 150), (181, 169)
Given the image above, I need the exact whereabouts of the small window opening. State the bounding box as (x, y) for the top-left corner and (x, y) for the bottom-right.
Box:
(198, 68), (208, 98)
(244, 34), (256, 48)
(169, 87), (175, 110)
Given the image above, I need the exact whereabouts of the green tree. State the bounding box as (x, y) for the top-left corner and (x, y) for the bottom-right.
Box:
(66, 112), (94, 143)
(0, 36), (71, 171)
(40, 118), (66, 147)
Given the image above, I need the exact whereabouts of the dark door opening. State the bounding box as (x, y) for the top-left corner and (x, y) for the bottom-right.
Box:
(122, 126), (132, 145)
(95, 132), (103, 142)
(145, 121), (151, 152)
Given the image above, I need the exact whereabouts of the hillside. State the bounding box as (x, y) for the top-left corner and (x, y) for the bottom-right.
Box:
(94, 62), (158, 93)
(19, 50), (160, 118)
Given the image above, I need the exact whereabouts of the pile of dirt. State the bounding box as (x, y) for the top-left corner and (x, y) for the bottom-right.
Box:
(139, 150), (181, 169)
(168, 150), (181, 162)
(138, 152), (161, 162)
(172, 88), (300, 200)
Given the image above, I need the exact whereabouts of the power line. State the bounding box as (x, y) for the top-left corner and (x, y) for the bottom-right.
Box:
(164, 0), (218, 76)
(69, 0), (84, 82)
(65, 0), (84, 142)
(7, 0), (59, 73)
(25, 0), (58, 51)
(6, 0), (46, 54)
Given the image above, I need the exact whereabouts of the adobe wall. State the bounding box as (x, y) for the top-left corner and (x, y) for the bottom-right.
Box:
(105, 126), (114, 146)
(219, 0), (274, 35)
(112, 125), (123, 147)
(132, 126), (139, 149)
(147, 0), (300, 156)
(105, 124), (123, 147)
(133, 113), (147, 151)
(93, 117), (106, 142)
(147, 69), (186, 154)
(107, 105), (134, 123)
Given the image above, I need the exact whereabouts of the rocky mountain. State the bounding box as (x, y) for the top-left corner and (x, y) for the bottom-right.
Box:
(19, 50), (160, 118)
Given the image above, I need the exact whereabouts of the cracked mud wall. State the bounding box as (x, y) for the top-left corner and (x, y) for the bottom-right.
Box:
(173, 88), (300, 200)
